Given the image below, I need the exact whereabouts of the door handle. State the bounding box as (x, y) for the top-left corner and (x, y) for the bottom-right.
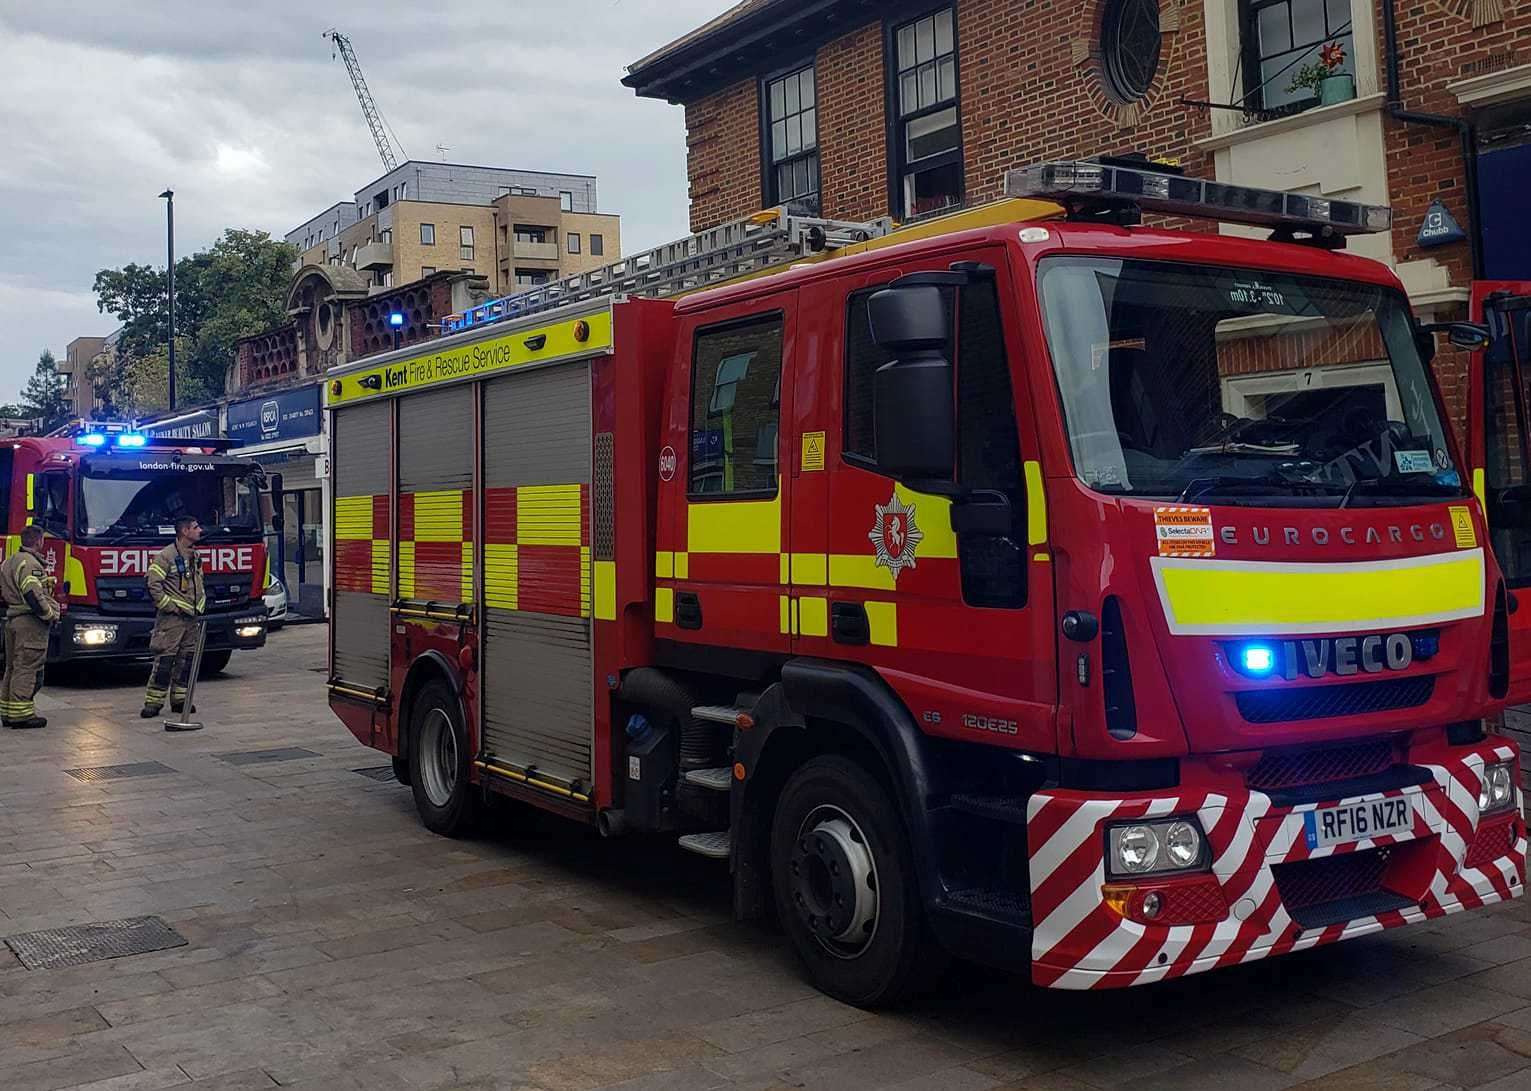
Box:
(675, 591), (702, 630)
(831, 602), (869, 645)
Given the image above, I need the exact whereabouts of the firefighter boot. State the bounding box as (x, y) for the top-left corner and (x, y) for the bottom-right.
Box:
(4, 715), (46, 729)
(139, 705), (163, 719)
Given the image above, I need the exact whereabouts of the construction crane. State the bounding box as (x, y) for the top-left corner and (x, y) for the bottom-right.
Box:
(323, 29), (404, 172)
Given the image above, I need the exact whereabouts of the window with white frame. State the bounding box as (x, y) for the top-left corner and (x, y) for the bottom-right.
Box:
(459, 225), (474, 261)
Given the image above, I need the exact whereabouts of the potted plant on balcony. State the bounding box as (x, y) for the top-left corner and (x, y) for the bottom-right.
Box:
(1288, 41), (1355, 107)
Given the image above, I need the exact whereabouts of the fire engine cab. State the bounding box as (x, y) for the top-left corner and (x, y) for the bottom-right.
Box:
(326, 159), (1526, 1005)
(5, 422), (270, 671)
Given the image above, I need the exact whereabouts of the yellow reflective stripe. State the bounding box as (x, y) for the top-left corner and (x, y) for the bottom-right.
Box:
(413, 490), (464, 543)
(655, 551), (673, 579)
(517, 485), (582, 546)
(593, 560), (616, 621)
(673, 552), (689, 580)
(1151, 549), (1487, 637)
(687, 483), (782, 555)
(18, 575), (41, 591)
(865, 601), (898, 647)
(334, 495), (374, 540)
(1024, 460), (1047, 546)
(1473, 467), (1486, 513)
(789, 553), (827, 586)
(148, 564), (168, 577)
(797, 595), (828, 638)
(654, 586), (674, 624)
(484, 544), (517, 610)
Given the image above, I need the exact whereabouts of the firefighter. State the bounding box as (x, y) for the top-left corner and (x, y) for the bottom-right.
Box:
(141, 515), (206, 720)
(0, 525), (60, 729)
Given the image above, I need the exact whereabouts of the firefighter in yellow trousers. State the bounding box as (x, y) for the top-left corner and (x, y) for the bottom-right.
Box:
(141, 516), (206, 720)
(0, 525), (60, 729)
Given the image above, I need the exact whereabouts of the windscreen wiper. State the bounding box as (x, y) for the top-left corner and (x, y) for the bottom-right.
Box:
(1338, 476), (1464, 508)
(1176, 474), (1345, 503)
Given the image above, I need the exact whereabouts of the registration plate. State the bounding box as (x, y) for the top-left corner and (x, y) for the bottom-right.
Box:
(1303, 797), (1413, 850)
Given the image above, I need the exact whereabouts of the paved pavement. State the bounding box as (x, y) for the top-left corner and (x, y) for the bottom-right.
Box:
(0, 624), (1528, 1090)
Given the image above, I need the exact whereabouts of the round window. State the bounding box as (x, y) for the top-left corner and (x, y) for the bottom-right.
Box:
(1101, 0), (1162, 102)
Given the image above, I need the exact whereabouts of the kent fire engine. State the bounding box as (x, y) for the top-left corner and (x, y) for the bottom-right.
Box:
(4, 423), (270, 671)
(326, 159), (1526, 1005)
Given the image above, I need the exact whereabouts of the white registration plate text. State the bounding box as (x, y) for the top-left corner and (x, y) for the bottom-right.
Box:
(1303, 797), (1412, 850)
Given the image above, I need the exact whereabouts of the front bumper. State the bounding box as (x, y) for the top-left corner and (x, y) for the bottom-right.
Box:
(49, 607), (269, 661)
(1028, 737), (1526, 989)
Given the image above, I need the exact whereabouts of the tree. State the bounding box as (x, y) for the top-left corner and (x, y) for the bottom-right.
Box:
(93, 229), (298, 409)
(20, 350), (69, 430)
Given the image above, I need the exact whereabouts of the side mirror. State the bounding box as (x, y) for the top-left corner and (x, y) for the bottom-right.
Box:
(868, 286), (955, 481)
(1418, 320), (1493, 353)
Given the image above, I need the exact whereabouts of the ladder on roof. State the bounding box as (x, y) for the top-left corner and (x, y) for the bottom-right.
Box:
(446, 208), (894, 333)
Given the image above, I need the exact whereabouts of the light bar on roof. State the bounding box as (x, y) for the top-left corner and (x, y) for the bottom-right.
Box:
(1004, 160), (1393, 236)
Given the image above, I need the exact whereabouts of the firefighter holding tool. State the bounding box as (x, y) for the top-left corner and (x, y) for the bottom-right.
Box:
(141, 515), (206, 720)
(0, 525), (60, 729)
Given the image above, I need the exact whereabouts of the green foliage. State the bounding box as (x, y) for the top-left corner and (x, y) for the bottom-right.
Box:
(93, 229), (299, 411)
(20, 349), (69, 430)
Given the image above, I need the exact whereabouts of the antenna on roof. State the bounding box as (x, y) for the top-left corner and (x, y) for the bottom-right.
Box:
(435, 144), (451, 162)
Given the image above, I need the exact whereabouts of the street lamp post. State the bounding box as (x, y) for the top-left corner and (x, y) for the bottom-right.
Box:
(159, 189), (176, 411)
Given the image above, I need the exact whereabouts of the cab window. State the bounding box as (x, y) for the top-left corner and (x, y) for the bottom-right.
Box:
(689, 314), (784, 497)
(37, 472), (69, 534)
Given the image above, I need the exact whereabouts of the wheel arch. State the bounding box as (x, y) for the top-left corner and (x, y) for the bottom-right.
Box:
(397, 651), (465, 764)
(732, 658), (940, 921)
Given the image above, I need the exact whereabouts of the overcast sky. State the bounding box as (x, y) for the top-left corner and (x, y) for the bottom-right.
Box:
(0, 0), (724, 403)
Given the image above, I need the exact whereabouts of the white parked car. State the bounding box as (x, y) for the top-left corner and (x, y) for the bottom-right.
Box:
(263, 580), (289, 629)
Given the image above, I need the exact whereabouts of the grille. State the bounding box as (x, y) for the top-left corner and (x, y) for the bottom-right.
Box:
(1247, 740), (1395, 792)
(1157, 880), (1228, 925)
(1236, 677), (1434, 724)
(4, 916), (186, 970)
(1274, 847), (1389, 913)
(63, 762), (176, 783)
(353, 765), (398, 782)
(215, 747), (321, 766)
(593, 431), (615, 561)
(1465, 820), (1517, 871)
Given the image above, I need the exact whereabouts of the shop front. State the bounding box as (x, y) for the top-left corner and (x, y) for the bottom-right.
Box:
(228, 384), (327, 620)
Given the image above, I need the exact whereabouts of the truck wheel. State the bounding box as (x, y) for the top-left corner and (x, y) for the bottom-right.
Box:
(199, 650), (232, 677)
(391, 755), (411, 786)
(770, 755), (945, 1007)
(410, 679), (476, 837)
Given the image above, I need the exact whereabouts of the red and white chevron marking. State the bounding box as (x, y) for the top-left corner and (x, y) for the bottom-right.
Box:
(1028, 740), (1526, 989)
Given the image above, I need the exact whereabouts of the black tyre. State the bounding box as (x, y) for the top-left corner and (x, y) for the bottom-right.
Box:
(391, 755), (411, 786)
(770, 755), (946, 1007)
(199, 650), (232, 677)
(410, 679), (477, 836)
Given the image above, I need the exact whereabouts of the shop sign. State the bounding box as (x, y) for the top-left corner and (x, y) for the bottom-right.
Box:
(228, 384), (321, 444)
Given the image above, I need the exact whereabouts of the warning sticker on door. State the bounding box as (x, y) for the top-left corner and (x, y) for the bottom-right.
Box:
(801, 431), (826, 472)
(1448, 505), (1477, 549)
(1154, 506), (1216, 557)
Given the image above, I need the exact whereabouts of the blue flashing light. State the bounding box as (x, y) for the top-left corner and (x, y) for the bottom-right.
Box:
(80, 433), (106, 447)
(1238, 643), (1277, 677)
(116, 433), (146, 448)
(388, 312), (405, 328)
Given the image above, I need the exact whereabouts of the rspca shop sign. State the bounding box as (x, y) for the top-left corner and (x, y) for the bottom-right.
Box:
(227, 384), (321, 444)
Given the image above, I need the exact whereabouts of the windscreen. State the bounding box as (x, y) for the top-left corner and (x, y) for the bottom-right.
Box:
(1037, 257), (1464, 506)
(79, 469), (260, 541)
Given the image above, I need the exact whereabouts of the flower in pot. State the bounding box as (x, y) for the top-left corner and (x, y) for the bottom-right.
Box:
(1287, 41), (1355, 106)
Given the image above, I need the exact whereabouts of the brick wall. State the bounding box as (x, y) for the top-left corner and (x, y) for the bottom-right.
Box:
(1376, 2), (1531, 291)
(347, 277), (457, 359)
(678, 0), (1217, 232)
(685, 80), (762, 233)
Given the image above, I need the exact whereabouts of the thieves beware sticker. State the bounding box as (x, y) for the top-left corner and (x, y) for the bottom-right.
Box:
(1155, 506), (1216, 558)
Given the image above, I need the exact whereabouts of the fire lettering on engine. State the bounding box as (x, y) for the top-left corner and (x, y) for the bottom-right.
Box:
(97, 546), (255, 576)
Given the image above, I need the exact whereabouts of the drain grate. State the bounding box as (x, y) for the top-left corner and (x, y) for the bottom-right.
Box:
(353, 765), (398, 782)
(5, 916), (187, 970)
(215, 747), (322, 766)
(64, 762), (176, 783)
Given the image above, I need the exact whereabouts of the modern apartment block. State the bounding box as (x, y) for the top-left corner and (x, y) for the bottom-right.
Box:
(62, 335), (109, 418)
(285, 162), (621, 296)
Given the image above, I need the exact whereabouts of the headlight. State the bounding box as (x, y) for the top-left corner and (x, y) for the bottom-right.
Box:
(1478, 761), (1516, 814)
(72, 624), (118, 647)
(1107, 817), (1208, 878)
(235, 625), (264, 638)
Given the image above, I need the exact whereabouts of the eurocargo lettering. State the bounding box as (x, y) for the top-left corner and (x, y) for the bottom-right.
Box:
(326, 160), (1526, 1007)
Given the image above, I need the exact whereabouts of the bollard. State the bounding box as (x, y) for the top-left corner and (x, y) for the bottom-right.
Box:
(163, 620), (207, 733)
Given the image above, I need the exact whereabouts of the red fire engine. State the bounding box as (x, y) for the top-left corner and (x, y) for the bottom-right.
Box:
(326, 159), (1526, 1005)
(7, 422), (270, 671)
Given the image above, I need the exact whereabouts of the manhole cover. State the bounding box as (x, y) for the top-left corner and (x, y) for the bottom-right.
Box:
(64, 762), (176, 783)
(5, 916), (187, 970)
(353, 766), (398, 782)
(214, 747), (322, 766)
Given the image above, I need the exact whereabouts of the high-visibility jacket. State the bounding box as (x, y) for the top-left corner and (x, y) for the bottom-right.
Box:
(0, 548), (57, 620)
(147, 542), (205, 616)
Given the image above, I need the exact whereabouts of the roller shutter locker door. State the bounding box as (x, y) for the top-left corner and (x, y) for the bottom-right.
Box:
(331, 401), (392, 689)
(480, 363), (593, 785)
(397, 386), (475, 605)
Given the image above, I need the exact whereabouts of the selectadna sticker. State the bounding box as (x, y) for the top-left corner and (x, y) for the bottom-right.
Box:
(1394, 450), (1435, 475)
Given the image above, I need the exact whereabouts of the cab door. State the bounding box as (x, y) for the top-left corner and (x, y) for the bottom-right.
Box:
(801, 248), (1058, 751)
(1469, 282), (1531, 704)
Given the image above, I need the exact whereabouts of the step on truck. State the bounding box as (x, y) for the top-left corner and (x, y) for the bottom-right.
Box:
(6, 423), (271, 672)
(326, 158), (1526, 1005)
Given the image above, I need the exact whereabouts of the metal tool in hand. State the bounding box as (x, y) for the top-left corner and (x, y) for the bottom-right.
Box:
(163, 619), (207, 733)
